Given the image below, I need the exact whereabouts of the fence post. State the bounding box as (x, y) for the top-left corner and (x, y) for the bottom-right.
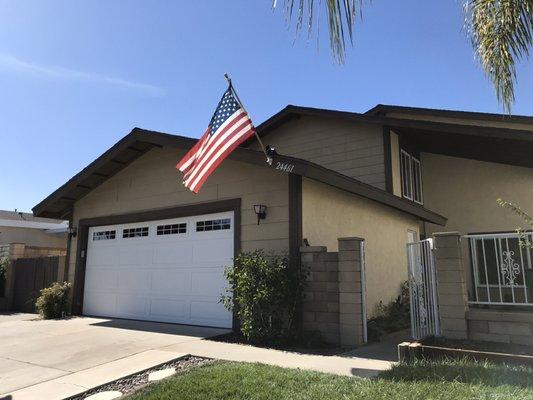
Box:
(338, 237), (366, 347)
(433, 232), (468, 340)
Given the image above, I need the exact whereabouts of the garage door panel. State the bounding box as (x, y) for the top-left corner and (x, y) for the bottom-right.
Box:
(191, 271), (228, 295)
(192, 239), (233, 264)
(119, 246), (154, 266)
(84, 211), (233, 328)
(118, 270), (151, 293)
(190, 301), (231, 327)
(151, 270), (189, 295)
(116, 295), (148, 317)
(150, 299), (189, 320)
(152, 243), (193, 265)
(85, 269), (118, 291)
(84, 292), (117, 317)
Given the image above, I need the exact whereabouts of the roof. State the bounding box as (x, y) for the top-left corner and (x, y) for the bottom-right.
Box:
(365, 104), (533, 125)
(32, 128), (446, 226)
(0, 210), (67, 230)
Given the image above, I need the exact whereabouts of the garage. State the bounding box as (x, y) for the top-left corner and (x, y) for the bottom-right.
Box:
(82, 211), (234, 328)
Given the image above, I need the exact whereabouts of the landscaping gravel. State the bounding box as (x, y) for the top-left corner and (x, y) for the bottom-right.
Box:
(67, 356), (213, 400)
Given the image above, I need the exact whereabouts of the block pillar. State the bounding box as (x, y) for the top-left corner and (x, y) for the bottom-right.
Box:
(433, 232), (468, 339)
(338, 237), (365, 347)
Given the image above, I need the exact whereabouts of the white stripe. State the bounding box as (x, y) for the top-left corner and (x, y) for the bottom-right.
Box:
(183, 112), (250, 185)
(188, 122), (253, 191)
(179, 109), (245, 173)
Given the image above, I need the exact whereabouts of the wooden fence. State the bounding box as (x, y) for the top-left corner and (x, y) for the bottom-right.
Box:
(12, 256), (62, 313)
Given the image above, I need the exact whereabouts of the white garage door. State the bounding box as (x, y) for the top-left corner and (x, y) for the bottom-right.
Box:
(83, 211), (234, 328)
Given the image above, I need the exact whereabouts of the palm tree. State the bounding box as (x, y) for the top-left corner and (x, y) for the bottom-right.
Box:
(273, 0), (532, 112)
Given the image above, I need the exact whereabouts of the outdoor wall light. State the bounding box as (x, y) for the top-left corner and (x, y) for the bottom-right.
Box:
(253, 204), (267, 225)
(68, 227), (78, 238)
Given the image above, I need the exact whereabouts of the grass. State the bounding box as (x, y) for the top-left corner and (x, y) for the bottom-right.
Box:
(127, 358), (533, 400)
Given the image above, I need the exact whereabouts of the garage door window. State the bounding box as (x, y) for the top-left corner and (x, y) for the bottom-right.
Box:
(157, 223), (187, 235)
(196, 218), (231, 232)
(123, 227), (149, 238)
(93, 230), (116, 241)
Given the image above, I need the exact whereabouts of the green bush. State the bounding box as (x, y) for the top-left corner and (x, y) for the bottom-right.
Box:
(0, 257), (9, 297)
(35, 282), (71, 319)
(367, 281), (410, 342)
(221, 250), (308, 344)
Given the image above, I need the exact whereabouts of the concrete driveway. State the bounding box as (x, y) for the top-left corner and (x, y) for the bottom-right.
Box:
(0, 313), (228, 399)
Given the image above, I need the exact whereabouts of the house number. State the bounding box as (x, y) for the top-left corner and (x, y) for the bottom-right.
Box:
(275, 162), (295, 173)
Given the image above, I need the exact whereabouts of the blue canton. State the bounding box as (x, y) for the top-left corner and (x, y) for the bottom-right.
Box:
(208, 89), (242, 135)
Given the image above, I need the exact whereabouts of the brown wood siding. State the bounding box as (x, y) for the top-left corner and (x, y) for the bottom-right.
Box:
(252, 115), (386, 189)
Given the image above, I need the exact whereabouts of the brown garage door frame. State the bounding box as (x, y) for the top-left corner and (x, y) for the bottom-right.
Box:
(71, 198), (242, 325)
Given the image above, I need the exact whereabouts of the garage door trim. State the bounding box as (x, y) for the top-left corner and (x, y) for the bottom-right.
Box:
(72, 198), (241, 322)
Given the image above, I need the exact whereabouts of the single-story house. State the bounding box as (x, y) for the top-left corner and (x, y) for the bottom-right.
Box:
(32, 104), (533, 344)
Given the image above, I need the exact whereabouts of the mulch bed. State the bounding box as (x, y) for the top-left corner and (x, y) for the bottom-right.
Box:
(209, 332), (343, 355)
(66, 356), (212, 400)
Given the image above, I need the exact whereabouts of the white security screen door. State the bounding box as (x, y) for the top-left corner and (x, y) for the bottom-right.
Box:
(83, 211), (234, 328)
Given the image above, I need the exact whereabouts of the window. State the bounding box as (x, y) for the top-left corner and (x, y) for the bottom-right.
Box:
(93, 230), (116, 241)
(157, 223), (187, 235)
(400, 150), (423, 205)
(123, 226), (149, 238)
(196, 218), (231, 232)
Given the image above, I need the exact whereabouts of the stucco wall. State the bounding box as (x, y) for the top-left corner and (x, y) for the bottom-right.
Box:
(301, 178), (419, 316)
(68, 147), (290, 285)
(255, 116), (386, 189)
(421, 153), (533, 236)
(0, 226), (67, 248)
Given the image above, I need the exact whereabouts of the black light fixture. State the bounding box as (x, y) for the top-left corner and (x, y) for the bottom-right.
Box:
(253, 204), (267, 225)
(67, 227), (78, 238)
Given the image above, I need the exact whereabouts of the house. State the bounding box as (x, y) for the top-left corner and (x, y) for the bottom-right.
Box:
(32, 104), (533, 346)
(0, 210), (68, 258)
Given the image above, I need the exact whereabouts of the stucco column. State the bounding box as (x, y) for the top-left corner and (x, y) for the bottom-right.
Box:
(338, 237), (365, 347)
(433, 232), (468, 339)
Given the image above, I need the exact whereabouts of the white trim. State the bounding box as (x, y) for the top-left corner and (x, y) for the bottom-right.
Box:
(0, 218), (68, 230)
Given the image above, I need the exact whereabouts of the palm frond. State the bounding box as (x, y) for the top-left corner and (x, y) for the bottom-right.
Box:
(464, 0), (533, 112)
(273, 0), (363, 63)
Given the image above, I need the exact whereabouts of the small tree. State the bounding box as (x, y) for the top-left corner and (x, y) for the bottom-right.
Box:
(498, 198), (533, 248)
(221, 250), (307, 343)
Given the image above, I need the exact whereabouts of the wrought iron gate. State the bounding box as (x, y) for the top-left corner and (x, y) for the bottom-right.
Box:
(406, 239), (441, 340)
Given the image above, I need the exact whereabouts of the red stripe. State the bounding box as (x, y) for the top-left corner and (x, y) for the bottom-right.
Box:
(189, 126), (255, 193)
(184, 116), (252, 186)
(179, 112), (246, 177)
(175, 128), (210, 171)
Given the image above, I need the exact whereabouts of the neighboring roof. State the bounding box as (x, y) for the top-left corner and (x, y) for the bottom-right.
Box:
(0, 210), (67, 230)
(32, 128), (446, 226)
(365, 104), (533, 125)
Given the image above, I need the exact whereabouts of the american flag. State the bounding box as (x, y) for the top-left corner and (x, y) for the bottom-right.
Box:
(176, 86), (255, 193)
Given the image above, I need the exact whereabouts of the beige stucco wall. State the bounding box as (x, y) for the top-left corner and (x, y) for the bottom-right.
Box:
(254, 115), (386, 189)
(68, 147), (290, 285)
(301, 178), (419, 316)
(421, 153), (533, 236)
(386, 111), (533, 132)
(0, 226), (67, 248)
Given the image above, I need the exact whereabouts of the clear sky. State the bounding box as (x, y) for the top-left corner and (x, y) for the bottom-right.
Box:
(1, 0), (532, 213)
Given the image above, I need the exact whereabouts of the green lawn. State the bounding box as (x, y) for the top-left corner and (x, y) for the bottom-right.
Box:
(128, 359), (533, 400)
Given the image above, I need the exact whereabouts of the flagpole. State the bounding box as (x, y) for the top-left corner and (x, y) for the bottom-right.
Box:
(224, 74), (272, 165)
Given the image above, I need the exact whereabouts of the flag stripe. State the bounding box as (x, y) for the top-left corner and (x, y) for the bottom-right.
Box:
(183, 112), (250, 185)
(190, 126), (254, 193)
(188, 121), (254, 191)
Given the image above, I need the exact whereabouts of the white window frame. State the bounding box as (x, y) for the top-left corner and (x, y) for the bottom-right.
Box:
(400, 149), (423, 205)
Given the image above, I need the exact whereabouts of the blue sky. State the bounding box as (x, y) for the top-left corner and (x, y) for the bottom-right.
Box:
(1, 0), (532, 213)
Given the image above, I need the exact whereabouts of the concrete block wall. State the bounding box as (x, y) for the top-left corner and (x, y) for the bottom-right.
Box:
(467, 309), (533, 345)
(300, 237), (365, 347)
(433, 232), (468, 339)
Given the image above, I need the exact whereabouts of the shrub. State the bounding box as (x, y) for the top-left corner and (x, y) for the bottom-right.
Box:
(221, 250), (308, 344)
(35, 282), (71, 319)
(0, 257), (9, 297)
(367, 281), (410, 342)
